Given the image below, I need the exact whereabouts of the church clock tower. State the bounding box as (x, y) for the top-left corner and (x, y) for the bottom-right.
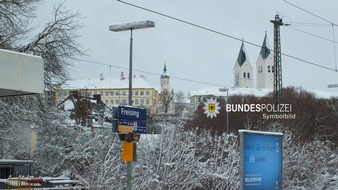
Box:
(160, 63), (170, 93)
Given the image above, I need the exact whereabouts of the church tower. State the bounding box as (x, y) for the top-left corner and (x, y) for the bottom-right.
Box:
(256, 32), (273, 89)
(233, 41), (253, 88)
(160, 63), (170, 92)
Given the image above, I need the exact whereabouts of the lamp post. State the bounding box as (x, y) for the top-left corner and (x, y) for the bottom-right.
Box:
(219, 87), (229, 134)
(109, 20), (155, 190)
(109, 20), (155, 106)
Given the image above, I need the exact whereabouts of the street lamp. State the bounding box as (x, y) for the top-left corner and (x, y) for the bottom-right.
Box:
(109, 20), (155, 106)
(109, 20), (155, 190)
(219, 87), (230, 134)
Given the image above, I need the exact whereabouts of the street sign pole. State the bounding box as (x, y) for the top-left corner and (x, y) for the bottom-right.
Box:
(112, 106), (147, 190)
(127, 161), (132, 190)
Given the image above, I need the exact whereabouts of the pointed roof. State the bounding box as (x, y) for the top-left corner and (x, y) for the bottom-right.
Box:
(163, 63), (167, 73)
(237, 41), (247, 66)
(161, 63), (169, 79)
(260, 32), (271, 60)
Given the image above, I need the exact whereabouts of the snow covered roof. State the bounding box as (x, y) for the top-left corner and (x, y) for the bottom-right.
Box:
(189, 87), (338, 99)
(62, 76), (155, 90)
(189, 87), (272, 97)
(239, 129), (283, 136)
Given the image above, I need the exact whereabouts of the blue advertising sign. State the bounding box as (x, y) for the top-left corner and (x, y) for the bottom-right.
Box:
(239, 130), (283, 190)
(112, 119), (147, 134)
(113, 106), (147, 121)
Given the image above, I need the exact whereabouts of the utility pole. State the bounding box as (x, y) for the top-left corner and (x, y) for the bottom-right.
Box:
(271, 15), (284, 105)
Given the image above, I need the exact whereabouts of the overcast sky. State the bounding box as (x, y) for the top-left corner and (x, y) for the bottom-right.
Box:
(38, 0), (338, 94)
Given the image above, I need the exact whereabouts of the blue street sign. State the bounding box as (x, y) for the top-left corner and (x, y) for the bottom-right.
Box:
(112, 119), (147, 134)
(113, 106), (147, 121)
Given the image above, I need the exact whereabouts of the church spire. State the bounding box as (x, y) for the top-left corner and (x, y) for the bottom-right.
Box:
(237, 40), (247, 66)
(163, 63), (167, 74)
(160, 62), (170, 92)
(260, 31), (271, 60)
(161, 62), (169, 79)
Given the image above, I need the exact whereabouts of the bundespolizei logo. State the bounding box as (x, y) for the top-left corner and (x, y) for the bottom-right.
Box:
(203, 97), (221, 119)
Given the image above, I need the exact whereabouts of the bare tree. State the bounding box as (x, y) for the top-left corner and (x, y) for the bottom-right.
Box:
(18, 2), (84, 91)
(0, 0), (39, 49)
(160, 89), (175, 113)
(173, 91), (186, 114)
(0, 1), (84, 158)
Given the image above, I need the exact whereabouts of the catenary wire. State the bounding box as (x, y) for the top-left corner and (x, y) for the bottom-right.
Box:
(283, 0), (338, 70)
(77, 58), (270, 95)
(78, 58), (227, 87)
(283, 0), (338, 26)
(117, 0), (337, 72)
(285, 26), (338, 44)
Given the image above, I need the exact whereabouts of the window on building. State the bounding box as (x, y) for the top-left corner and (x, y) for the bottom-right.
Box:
(135, 99), (139, 104)
(243, 72), (246, 78)
(247, 73), (250, 79)
(268, 65), (271, 72)
(140, 99), (144, 105)
(110, 91), (114, 96)
(115, 91), (119, 96)
(105, 91), (109, 96)
(140, 91), (144, 95)
(122, 99), (127, 105)
(272, 66), (274, 73)
(122, 91), (126, 96)
(146, 99), (150, 105)
(100, 91), (103, 95)
(146, 90), (150, 96)
(110, 100), (114, 105)
(135, 91), (139, 95)
(115, 99), (119, 104)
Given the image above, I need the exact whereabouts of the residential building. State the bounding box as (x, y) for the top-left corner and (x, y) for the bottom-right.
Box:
(55, 73), (160, 114)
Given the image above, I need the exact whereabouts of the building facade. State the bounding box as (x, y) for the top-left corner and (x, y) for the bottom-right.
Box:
(55, 73), (160, 114)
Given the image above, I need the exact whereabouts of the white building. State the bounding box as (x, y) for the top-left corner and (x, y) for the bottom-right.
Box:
(256, 32), (274, 89)
(233, 41), (254, 88)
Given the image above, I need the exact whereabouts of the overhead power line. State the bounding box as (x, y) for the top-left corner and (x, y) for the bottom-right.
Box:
(283, 0), (338, 26)
(288, 22), (334, 27)
(78, 58), (225, 87)
(286, 26), (338, 44)
(117, 0), (337, 72)
(77, 58), (271, 95)
(283, 0), (338, 70)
